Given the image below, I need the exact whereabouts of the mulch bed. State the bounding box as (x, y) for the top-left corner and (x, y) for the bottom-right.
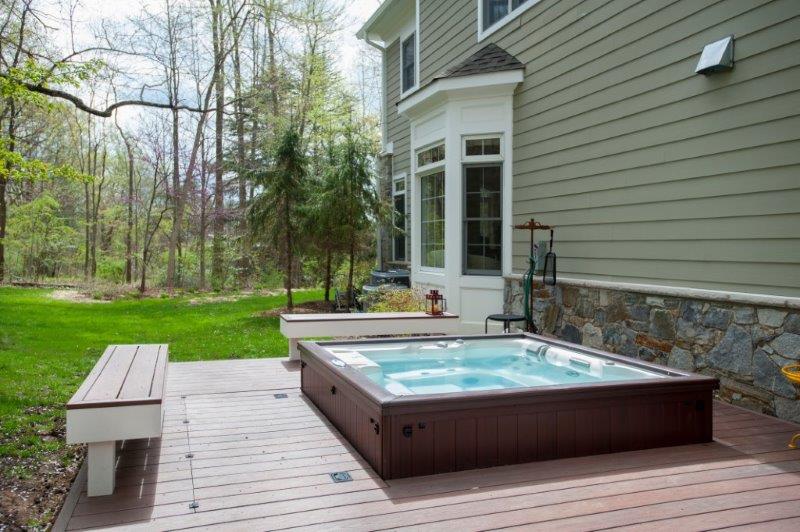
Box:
(0, 411), (83, 531)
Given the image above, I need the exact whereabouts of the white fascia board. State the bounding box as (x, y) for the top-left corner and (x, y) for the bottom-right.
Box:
(356, 0), (398, 40)
(397, 69), (524, 118)
(356, 0), (413, 47)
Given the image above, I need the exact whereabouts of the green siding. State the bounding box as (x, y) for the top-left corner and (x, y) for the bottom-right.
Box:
(385, 40), (411, 177)
(408, 0), (800, 296)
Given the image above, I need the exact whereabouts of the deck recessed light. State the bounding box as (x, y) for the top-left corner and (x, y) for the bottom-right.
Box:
(696, 35), (734, 75)
(330, 471), (352, 483)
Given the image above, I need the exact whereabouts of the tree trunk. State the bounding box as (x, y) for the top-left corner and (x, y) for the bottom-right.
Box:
(347, 234), (355, 301)
(199, 137), (208, 290)
(211, 0), (225, 289)
(167, 107), (180, 291)
(90, 147), (106, 279)
(324, 247), (332, 302)
(232, 29), (247, 254)
(83, 182), (90, 280)
(0, 174), (6, 282)
(124, 138), (134, 284)
(139, 248), (148, 294)
(285, 197), (293, 309)
(267, 20), (279, 117)
(0, 103), (14, 283)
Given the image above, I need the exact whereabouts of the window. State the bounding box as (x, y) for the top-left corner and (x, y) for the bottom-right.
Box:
(420, 171), (445, 268)
(463, 165), (502, 275)
(392, 177), (407, 262)
(480, 0), (535, 36)
(465, 137), (501, 157)
(417, 143), (445, 169)
(401, 32), (416, 93)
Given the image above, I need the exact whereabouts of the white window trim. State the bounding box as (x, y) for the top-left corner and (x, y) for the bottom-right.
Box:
(415, 141), (446, 175)
(392, 173), (408, 263)
(417, 165), (446, 273)
(392, 172), (407, 194)
(462, 134), (504, 162)
(477, 0), (541, 42)
(462, 134), (505, 277)
(399, 3), (420, 99)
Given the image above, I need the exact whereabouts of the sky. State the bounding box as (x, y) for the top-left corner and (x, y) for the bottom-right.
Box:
(41, 0), (383, 123)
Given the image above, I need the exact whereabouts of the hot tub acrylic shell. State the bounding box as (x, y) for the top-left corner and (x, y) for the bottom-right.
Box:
(299, 333), (719, 480)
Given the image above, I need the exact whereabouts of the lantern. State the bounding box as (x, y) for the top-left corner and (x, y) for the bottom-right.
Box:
(425, 289), (446, 316)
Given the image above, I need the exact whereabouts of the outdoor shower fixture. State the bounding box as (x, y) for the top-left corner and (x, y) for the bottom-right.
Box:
(696, 35), (734, 75)
(514, 218), (556, 333)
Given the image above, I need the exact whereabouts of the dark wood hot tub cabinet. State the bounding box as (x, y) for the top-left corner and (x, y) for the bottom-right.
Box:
(299, 334), (719, 480)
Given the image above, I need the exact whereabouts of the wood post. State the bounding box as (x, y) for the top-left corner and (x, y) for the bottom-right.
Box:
(87, 441), (116, 496)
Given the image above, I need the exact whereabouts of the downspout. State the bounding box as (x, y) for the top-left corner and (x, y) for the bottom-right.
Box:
(364, 34), (389, 271)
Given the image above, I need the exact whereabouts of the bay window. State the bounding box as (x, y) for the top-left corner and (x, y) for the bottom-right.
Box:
(463, 165), (502, 275)
(420, 171), (445, 269)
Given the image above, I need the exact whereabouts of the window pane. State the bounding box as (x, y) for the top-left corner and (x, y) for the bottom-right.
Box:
(512, 0), (529, 9)
(465, 137), (501, 157)
(483, 165), (501, 189)
(483, 137), (501, 155)
(417, 143), (445, 168)
(420, 171), (445, 268)
(393, 194), (405, 230)
(402, 34), (415, 92)
(465, 166), (483, 192)
(465, 139), (483, 156)
(393, 234), (406, 261)
(465, 193), (481, 219)
(463, 165), (502, 274)
(483, 0), (509, 30)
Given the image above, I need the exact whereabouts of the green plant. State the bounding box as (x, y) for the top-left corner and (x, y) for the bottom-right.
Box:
(367, 287), (425, 313)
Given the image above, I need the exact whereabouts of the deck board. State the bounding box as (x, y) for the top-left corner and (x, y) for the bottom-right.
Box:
(59, 358), (800, 531)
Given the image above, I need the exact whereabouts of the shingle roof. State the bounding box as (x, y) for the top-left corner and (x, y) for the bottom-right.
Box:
(435, 43), (524, 80)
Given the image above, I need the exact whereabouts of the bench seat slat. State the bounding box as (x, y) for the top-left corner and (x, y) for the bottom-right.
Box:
(68, 346), (118, 406)
(67, 344), (168, 409)
(148, 345), (169, 401)
(82, 345), (139, 402)
(118, 344), (161, 400)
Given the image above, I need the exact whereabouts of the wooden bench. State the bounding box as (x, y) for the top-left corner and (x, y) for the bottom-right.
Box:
(66, 344), (168, 496)
(279, 312), (460, 360)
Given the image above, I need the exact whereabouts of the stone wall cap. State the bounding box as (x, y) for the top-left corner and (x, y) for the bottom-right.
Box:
(503, 274), (800, 310)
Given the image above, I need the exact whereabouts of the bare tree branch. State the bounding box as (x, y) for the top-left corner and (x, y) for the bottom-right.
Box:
(0, 72), (211, 117)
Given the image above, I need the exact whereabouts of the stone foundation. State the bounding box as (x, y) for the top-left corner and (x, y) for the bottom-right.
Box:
(504, 279), (800, 423)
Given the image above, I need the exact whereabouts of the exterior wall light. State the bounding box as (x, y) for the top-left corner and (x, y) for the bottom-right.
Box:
(696, 35), (734, 75)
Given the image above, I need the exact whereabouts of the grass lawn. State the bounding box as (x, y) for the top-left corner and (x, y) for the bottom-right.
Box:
(0, 286), (320, 528)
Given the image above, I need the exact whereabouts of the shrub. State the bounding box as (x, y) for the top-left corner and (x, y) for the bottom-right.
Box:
(367, 287), (425, 313)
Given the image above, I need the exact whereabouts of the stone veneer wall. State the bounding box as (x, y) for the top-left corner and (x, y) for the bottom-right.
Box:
(504, 279), (800, 423)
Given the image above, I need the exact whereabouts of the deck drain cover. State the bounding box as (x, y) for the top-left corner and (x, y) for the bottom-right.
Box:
(330, 471), (352, 483)
(274, 393), (288, 399)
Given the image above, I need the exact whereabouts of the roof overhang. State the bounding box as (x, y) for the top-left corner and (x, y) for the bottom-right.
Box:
(397, 69), (525, 119)
(356, 0), (414, 48)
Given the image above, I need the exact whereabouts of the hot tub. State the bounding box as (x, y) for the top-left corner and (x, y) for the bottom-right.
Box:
(299, 334), (719, 479)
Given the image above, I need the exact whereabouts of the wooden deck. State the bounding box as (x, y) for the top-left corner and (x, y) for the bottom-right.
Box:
(57, 358), (800, 531)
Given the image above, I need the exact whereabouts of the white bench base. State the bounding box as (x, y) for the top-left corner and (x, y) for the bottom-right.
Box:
(87, 441), (116, 497)
(281, 312), (461, 361)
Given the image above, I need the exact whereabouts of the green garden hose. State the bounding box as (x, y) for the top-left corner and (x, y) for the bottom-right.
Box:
(523, 252), (536, 332)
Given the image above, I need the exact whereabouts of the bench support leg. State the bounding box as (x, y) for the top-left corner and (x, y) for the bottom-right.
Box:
(87, 441), (116, 497)
(288, 338), (301, 361)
